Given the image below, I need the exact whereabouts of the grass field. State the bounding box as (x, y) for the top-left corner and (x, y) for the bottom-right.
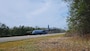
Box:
(0, 34), (90, 51)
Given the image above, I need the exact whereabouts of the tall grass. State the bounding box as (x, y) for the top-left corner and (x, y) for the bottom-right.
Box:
(0, 34), (64, 51)
(0, 34), (90, 51)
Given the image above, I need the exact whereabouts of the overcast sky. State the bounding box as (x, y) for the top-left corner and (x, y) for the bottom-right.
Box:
(0, 0), (68, 29)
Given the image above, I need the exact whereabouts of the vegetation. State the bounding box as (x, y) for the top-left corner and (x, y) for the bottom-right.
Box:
(0, 23), (35, 37)
(0, 33), (90, 51)
(49, 27), (65, 33)
(0, 34), (64, 51)
(65, 0), (90, 36)
(0, 23), (65, 37)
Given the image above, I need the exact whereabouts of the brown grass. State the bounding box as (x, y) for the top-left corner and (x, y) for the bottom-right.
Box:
(0, 34), (90, 51)
(37, 37), (90, 51)
(0, 34), (64, 51)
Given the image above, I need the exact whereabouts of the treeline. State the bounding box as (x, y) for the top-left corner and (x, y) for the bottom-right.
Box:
(49, 27), (65, 33)
(0, 23), (35, 37)
(0, 23), (65, 37)
(65, 0), (90, 36)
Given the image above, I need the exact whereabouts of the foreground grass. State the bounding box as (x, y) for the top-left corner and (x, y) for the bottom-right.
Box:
(0, 34), (90, 51)
(38, 37), (90, 51)
(0, 34), (64, 51)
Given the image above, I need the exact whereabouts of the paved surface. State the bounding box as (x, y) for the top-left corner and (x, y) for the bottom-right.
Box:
(0, 33), (65, 42)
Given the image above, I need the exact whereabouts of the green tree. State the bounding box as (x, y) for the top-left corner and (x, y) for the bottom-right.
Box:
(65, 0), (90, 36)
(0, 23), (10, 37)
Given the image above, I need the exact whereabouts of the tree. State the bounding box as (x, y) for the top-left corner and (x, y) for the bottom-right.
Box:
(65, 0), (90, 36)
(0, 23), (10, 37)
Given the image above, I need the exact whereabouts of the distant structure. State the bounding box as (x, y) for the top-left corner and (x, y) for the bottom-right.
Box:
(48, 25), (50, 31)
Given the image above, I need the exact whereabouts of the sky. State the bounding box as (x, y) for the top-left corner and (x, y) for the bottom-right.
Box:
(0, 0), (68, 29)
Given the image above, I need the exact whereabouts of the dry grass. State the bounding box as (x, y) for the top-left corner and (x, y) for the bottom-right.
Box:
(37, 37), (90, 51)
(0, 34), (64, 51)
(0, 34), (90, 51)
(0, 38), (40, 51)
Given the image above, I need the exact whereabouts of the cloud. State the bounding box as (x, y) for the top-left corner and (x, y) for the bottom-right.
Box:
(31, 0), (51, 15)
(26, 0), (52, 18)
(0, 0), (68, 29)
